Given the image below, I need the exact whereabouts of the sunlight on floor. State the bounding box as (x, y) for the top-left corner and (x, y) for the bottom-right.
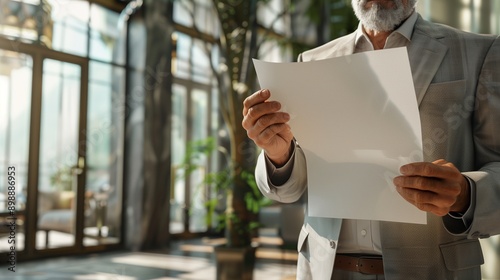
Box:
(0, 236), (298, 280)
(112, 253), (211, 272)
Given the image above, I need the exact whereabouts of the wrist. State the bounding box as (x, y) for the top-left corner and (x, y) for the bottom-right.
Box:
(267, 141), (294, 167)
(450, 175), (471, 213)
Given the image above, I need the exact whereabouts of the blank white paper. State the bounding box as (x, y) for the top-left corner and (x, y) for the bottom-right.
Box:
(253, 47), (426, 224)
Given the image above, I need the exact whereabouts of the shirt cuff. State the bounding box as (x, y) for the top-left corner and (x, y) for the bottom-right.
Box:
(446, 175), (476, 232)
(264, 140), (296, 186)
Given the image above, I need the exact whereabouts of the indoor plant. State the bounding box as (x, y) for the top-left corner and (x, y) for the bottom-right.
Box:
(181, 137), (272, 280)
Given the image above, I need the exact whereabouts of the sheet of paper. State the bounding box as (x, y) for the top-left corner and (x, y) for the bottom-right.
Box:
(253, 47), (426, 224)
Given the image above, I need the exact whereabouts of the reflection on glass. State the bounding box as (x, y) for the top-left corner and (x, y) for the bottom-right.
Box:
(36, 59), (81, 249)
(0, 50), (32, 253)
(170, 84), (187, 234)
(84, 61), (124, 245)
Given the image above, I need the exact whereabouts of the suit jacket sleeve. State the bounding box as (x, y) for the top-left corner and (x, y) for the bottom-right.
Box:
(255, 139), (307, 203)
(444, 36), (500, 238)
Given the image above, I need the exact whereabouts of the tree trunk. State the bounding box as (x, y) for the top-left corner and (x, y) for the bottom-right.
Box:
(140, 0), (174, 250)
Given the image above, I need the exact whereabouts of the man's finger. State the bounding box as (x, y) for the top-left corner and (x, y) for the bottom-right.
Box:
(396, 186), (453, 216)
(242, 104), (287, 130)
(393, 176), (441, 192)
(399, 161), (459, 179)
(242, 89), (270, 116)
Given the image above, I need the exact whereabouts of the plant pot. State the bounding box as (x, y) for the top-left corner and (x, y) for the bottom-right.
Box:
(214, 244), (257, 280)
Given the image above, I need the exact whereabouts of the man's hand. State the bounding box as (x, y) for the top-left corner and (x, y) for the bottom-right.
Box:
(242, 89), (293, 166)
(393, 159), (470, 216)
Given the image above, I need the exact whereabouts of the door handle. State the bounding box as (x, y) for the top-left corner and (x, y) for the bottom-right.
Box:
(72, 157), (85, 175)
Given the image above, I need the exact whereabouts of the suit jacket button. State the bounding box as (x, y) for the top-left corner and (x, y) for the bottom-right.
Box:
(329, 240), (336, 249)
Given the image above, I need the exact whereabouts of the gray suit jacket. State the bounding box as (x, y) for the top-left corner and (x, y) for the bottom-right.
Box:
(255, 15), (500, 280)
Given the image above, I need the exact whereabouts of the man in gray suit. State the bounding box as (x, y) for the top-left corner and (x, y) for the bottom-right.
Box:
(242, 0), (500, 279)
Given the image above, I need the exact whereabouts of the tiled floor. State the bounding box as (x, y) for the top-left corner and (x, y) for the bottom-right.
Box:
(0, 237), (298, 280)
(5, 235), (497, 280)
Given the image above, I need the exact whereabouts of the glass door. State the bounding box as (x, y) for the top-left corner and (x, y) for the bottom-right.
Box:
(1, 35), (125, 260)
(170, 81), (214, 236)
(36, 58), (85, 250)
(1, 32), (124, 260)
(0, 49), (33, 254)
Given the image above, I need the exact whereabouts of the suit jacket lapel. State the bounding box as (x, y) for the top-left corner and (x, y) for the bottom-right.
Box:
(309, 15), (448, 106)
(409, 16), (448, 105)
(331, 32), (356, 57)
(323, 32), (357, 59)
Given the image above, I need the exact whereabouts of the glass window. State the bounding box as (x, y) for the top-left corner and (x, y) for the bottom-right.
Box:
(87, 66), (112, 170)
(257, 0), (290, 36)
(211, 85), (220, 138)
(37, 58), (81, 249)
(0, 50), (32, 216)
(170, 84), (214, 234)
(189, 89), (209, 233)
(85, 60), (124, 244)
(191, 89), (209, 141)
(258, 39), (292, 62)
(491, 0), (500, 34)
(173, 0), (219, 36)
(89, 59), (112, 83)
(173, 0), (194, 28)
(1, 0), (128, 253)
(0, 0), (43, 42)
(89, 4), (126, 65)
(289, 0), (317, 46)
(49, 0), (90, 57)
(170, 84), (187, 234)
(38, 59), (81, 192)
(171, 84), (188, 168)
(191, 38), (211, 84)
(173, 32), (213, 84)
(173, 32), (191, 80)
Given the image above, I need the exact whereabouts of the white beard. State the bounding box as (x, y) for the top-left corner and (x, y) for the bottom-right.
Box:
(352, 0), (417, 32)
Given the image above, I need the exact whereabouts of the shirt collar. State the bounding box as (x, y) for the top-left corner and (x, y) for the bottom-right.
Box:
(354, 11), (418, 46)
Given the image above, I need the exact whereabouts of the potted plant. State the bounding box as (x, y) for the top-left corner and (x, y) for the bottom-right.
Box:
(181, 137), (272, 280)
(50, 166), (73, 192)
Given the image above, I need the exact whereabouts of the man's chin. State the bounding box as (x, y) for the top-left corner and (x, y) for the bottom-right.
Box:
(361, 12), (395, 31)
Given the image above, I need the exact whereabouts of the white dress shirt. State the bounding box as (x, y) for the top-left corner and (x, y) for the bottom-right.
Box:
(335, 11), (419, 255)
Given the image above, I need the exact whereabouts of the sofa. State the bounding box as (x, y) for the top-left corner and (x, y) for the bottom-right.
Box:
(37, 190), (97, 246)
